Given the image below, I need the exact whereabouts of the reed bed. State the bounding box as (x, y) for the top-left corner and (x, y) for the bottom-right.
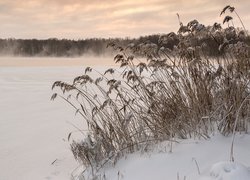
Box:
(52, 6), (250, 177)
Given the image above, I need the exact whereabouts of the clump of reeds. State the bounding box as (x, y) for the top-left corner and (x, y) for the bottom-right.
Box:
(52, 5), (250, 178)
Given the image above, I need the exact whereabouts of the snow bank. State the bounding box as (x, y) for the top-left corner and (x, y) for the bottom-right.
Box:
(200, 161), (250, 180)
(85, 134), (250, 180)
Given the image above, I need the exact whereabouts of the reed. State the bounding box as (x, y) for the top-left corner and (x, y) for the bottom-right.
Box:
(52, 5), (250, 178)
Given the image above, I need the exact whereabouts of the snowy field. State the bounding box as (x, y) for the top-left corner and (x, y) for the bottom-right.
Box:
(0, 65), (87, 180)
(97, 134), (250, 180)
(0, 58), (250, 180)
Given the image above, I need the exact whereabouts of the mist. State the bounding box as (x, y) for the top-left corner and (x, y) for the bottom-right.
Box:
(0, 38), (119, 58)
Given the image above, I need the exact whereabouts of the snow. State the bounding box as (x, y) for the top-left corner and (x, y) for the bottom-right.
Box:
(0, 66), (86, 180)
(202, 161), (250, 180)
(95, 134), (250, 180)
(0, 59), (250, 180)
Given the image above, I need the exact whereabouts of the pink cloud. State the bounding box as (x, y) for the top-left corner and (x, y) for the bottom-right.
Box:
(0, 0), (249, 39)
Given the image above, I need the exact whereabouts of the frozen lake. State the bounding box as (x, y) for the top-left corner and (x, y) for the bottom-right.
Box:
(0, 56), (115, 67)
(0, 57), (111, 180)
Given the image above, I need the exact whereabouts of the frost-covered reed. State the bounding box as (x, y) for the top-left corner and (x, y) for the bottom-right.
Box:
(52, 6), (250, 177)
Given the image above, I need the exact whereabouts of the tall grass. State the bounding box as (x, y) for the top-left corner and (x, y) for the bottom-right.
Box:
(52, 6), (250, 177)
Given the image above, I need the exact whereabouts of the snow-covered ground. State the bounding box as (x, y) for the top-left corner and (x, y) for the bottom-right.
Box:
(0, 65), (86, 180)
(0, 59), (250, 180)
(96, 134), (250, 180)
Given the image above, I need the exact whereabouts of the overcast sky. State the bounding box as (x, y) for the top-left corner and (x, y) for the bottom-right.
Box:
(0, 0), (249, 39)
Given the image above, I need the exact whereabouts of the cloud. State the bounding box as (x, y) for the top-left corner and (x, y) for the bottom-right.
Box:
(0, 0), (249, 39)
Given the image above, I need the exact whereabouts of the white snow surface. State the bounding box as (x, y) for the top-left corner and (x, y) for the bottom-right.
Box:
(94, 134), (250, 180)
(202, 161), (250, 180)
(0, 66), (88, 180)
(0, 62), (250, 180)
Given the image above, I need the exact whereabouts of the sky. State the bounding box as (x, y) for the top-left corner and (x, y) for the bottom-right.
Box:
(0, 0), (250, 39)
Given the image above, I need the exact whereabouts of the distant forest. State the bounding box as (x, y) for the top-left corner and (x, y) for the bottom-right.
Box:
(0, 27), (249, 57)
(0, 35), (160, 57)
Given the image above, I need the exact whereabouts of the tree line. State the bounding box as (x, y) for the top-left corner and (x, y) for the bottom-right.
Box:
(0, 24), (249, 58)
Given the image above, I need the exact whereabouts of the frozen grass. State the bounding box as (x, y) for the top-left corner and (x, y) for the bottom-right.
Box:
(53, 23), (250, 175)
(52, 6), (250, 179)
(51, 6), (250, 177)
